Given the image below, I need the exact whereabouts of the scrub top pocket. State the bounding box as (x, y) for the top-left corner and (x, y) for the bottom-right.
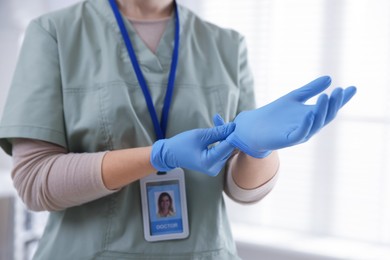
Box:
(63, 81), (238, 153)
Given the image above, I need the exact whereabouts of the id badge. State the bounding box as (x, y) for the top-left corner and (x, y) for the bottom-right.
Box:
(140, 168), (189, 242)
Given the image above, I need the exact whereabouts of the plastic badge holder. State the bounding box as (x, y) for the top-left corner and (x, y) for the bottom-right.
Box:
(140, 168), (189, 242)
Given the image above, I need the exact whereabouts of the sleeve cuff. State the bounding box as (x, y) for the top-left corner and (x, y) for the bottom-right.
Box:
(224, 154), (279, 204)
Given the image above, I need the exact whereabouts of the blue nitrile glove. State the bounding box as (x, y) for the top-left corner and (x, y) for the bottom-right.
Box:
(151, 123), (236, 176)
(214, 76), (357, 158)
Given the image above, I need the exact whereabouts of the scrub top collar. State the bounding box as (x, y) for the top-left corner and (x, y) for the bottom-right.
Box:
(89, 0), (182, 73)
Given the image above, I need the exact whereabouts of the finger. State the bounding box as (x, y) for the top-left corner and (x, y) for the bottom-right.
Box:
(206, 140), (235, 168)
(288, 76), (332, 102)
(340, 86), (357, 108)
(306, 93), (329, 138)
(324, 87), (343, 125)
(206, 144), (235, 177)
(286, 112), (315, 143)
(213, 113), (225, 126)
(201, 122), (236, 144)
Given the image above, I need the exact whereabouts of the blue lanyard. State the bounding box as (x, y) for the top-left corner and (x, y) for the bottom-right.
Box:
(108, 0), (180, 140)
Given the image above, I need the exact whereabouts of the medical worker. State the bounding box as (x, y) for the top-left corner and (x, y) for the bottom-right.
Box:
(0, 0), (356, 259)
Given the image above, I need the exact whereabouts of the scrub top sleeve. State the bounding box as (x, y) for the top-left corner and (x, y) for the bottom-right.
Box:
(236, 36), (256, 114)
(0, 20), (67, 155)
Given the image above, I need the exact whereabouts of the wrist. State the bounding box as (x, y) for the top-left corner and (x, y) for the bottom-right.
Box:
(150, 139), (176, 172)
(226, 135), (272, 158)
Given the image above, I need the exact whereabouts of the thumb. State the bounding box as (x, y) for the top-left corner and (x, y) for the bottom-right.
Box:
(206, 140), (235, 170)
(200, 123), (236, 176)
(288, 76), (332, 102)
(201, 122), (236, 145)
(213, 113), (226, 126)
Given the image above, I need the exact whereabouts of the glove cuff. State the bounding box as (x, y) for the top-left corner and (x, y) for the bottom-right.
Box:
(150, 139), (176, 172)
(226, 135), (272, 159)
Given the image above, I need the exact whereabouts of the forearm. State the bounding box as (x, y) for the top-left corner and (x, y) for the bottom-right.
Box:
(12, 139), (115, 211)
(230, 151), (279, 190)
(12, 139), (157, 211)
(101, 146), (155, 190)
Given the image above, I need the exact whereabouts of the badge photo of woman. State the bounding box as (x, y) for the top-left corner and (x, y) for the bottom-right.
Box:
(157, 192), (175, 218)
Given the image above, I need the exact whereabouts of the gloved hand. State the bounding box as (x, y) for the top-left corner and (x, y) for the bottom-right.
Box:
(214, 76), (357, 158)
(151, 123), (236, 176)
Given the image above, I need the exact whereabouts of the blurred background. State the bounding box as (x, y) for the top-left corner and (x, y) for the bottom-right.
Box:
(1, 0), (389, 259)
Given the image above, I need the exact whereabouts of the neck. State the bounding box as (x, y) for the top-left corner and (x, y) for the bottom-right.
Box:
(116, 0), (174, 20)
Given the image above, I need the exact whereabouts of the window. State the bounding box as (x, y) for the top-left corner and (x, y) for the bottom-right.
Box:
(187, 0), (390, 247)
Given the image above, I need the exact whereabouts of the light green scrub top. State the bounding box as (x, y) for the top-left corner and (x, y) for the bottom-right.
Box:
(0, 0), (256, 259)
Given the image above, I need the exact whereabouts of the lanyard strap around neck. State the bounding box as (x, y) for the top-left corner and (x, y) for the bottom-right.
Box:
(108, 0), (180, 140)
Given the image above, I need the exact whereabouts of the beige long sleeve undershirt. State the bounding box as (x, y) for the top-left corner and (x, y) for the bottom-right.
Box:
(12, 138), (114, 211)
